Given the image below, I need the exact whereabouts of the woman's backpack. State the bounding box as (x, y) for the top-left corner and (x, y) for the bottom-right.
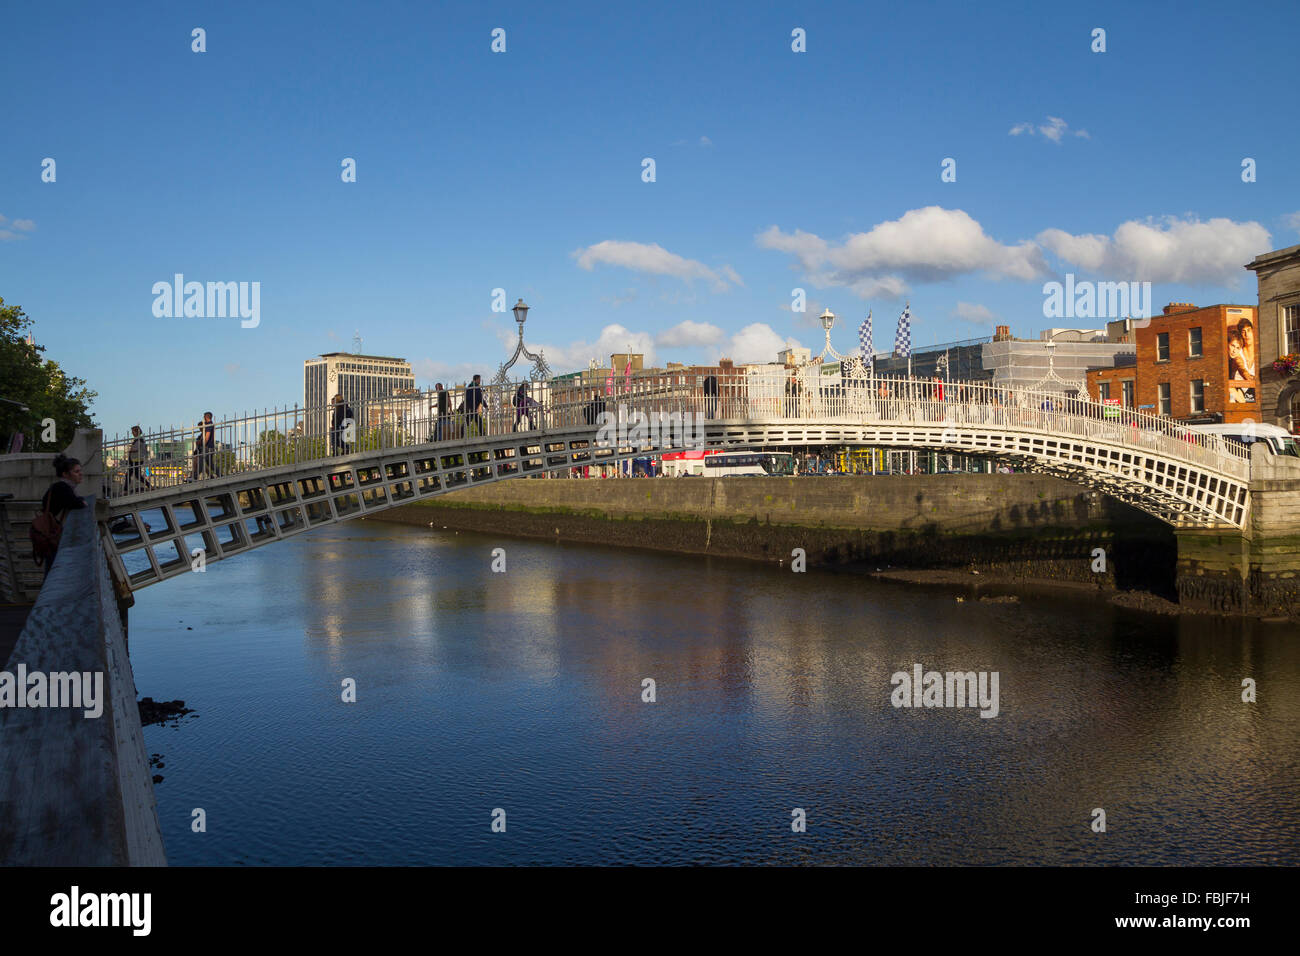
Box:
(29, 507), (63, 567)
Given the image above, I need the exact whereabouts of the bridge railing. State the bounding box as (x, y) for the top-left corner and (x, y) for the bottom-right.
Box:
(99, 372), (1250, 497)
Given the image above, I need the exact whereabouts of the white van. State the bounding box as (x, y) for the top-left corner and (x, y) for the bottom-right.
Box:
(1189, 423), (1300, 457)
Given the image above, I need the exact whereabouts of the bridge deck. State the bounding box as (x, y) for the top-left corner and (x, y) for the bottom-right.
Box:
(93, 377), (1254, 590)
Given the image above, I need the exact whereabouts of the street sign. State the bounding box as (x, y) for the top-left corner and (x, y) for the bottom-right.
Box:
(1103, 398), (1122, 419)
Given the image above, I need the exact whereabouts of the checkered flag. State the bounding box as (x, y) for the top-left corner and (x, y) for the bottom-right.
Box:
(893, 304), (911, 358)
(859, 311), (873, 371)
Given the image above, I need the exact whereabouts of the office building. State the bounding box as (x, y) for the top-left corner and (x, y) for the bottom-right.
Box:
(303, 352), (415, 436)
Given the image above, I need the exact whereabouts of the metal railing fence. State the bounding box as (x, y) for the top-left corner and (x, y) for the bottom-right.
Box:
(99, 372), (1251, 498)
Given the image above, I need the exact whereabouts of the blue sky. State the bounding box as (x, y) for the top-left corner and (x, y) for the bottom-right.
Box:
(3, 0), (1298, 433)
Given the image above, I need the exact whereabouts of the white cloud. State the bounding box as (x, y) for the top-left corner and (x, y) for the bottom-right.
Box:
(573, 239), (741, 292)
(724, 324), (801, 364)
(782, 297), (827, 327)
(848, 276), (908, 299)
(413, 358), (489, 388)
(699, 135), (713, 147)
(757, 207), (1047, 298)
(530, 323), (658, 373)
(1009, 116), (1089, 142)
(1284, 211), (1300, 235)
(718, 264), (743, 287)
(656, 320), (724, 348)
(1037, 216), (1271, 285)
(0, 213), (35, 241)
(952, 302), (995, 324)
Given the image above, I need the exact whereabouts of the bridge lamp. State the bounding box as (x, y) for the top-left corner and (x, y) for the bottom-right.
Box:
(819, 308), (836, 332)
(513, 298), (530, 326)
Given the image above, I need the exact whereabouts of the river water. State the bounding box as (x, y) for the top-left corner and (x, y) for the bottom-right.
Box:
(129, 519), (1300, 865)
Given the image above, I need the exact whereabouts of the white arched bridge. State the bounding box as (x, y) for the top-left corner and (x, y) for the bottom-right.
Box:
(98, 373), (1253, 591)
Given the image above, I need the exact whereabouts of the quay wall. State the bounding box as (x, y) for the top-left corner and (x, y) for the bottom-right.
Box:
(380, 474), (1178, 594)
(0, 499), (164, 866)
(1175, 446), (1300, 616)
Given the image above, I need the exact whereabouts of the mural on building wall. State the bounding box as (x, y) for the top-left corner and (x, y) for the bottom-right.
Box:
(1226, 309), (1258, 404)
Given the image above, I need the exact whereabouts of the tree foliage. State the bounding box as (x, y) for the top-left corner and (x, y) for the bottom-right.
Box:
(0, 297), (97, 450)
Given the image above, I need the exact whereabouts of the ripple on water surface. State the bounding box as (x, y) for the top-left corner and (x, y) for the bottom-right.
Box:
(129, 522), (1300, 865)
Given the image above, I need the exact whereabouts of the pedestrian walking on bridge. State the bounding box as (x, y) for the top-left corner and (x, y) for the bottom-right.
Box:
(192, 412), (220, 479)
(513, 383), (540, 432)
(126, 425), (152, 493)
(462, 374), (487, 437)
(330, 394), (354, 456)
(433, 383), (450, 442)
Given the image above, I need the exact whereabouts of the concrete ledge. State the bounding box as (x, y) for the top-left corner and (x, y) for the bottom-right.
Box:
(0, 498), (165, 866)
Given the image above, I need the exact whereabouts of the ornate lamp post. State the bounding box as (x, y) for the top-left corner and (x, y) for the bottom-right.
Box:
(492, 298), (551, 387)
(1028, 333), (1086, 398)
(815, 308), (844, 363)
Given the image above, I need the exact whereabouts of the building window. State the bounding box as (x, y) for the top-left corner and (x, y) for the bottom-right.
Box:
(1188, 327), (1202, 358)
(1098, 382), (1110, 401)
(1190, 379), (1205, 414)
(1122, 380), (1135, 407)
(1156, 332), (1170, 362)
(1286, 305), (1300, 354)
(1158, 382), (1171, 416)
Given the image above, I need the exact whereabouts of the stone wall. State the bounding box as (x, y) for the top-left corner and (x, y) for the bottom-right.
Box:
(383, 474), (1177, 594)
(0, 499), (165, 865)
(1248, 243), (1300, 430)
(0, 430), (105, 604)
(1175, 445), (1300, 616)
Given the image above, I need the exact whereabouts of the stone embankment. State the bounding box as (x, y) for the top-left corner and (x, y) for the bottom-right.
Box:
(380, 474), (1181, 598)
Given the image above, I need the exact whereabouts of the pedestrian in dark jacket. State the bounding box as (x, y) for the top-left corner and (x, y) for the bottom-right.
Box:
(703, 374), (719, 419)
(513, 384), (539, 432)
(462, 375), (486, 437)
(583, 390), (607, 426)
(36, 454), (86, 578)
(126, 425), (152, 493)
(433, 383), (450, 442)
(330, 394), (354, 455)
(192, 412), (220, 479)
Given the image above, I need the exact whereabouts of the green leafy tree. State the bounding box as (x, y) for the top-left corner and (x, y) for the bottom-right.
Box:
(254, 428), (290, 468)
(0, 297), (97, 450)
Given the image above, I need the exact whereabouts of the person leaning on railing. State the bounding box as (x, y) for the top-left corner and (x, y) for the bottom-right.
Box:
(32, 454), (85, 579)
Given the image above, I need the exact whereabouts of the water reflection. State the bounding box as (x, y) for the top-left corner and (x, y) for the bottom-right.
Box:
(129, 521), (1300, 865)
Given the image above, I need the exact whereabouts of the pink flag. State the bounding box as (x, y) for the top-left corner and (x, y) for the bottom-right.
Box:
(624, 359), (631, 390)
(605, 371), (614, 395)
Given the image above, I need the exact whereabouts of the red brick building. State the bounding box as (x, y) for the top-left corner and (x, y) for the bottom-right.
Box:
(1085, 302), (1260, 424)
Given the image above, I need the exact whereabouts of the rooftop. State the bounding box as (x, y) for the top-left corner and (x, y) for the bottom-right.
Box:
(309, 353), (411, 364)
